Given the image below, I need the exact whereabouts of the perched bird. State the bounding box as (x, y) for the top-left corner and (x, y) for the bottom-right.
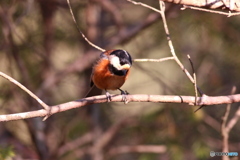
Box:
(86, 49), (132, 102)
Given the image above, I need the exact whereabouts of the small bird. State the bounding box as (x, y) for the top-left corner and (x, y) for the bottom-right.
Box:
(86, 49), (132, 102)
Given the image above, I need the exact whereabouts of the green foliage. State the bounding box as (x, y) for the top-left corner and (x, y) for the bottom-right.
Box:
(193, 141), (210, 160)
(0, 146), (15, 160)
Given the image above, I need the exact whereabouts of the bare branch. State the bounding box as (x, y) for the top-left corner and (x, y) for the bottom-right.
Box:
(0, 71), (49, 110)
(182, 5), (240, 17)
(160, 0), (240, 12)
(159, 1), (204, 96)
(127, 0), (204, 95)
(221, 86), (236, 160)
(134, 57), (174, 62)
(225, 106), (240, 133)
(187, 54), (198, 105)
(108, 145), (166, 156)
(2, 93), (240, 122)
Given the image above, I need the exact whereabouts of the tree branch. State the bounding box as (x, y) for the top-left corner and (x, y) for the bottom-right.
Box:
(1, 94), (240, 122)
(0, 71), (49, 110)
(108, 145), (167, 155)
(160, 0), (240, 12)
(66, 0), (105, 52)
(134, 56), (174, 62)
(187, 54), (199, 104)
(181, 5), (240, 17)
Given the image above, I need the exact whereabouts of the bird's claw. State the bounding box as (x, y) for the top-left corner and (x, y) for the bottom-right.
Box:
(105, 91), (112, 102)
(119, 89), (129, 104)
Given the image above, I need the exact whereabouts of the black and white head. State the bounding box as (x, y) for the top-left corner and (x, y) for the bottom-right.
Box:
(108, 50), (132, 76)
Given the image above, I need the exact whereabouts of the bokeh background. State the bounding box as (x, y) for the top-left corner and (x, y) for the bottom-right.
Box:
(0, 0), (240, 159)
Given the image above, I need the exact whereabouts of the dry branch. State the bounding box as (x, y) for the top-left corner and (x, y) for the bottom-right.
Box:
(66, 0), (105, 52)
(1, 94), (240, 122)
(134, 57), (174, 62)
(160, 0), (240, 12)
(221, 86), (237, 160)
(108, 145), (167, 155)
(187, 54), (199, 104)
(182, 5), (240, 16)
(0, 71), (49, 110)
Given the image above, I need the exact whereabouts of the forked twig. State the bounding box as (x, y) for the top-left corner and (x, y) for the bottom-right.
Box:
(66, 0), (106, 52)
(158, 1), (204, 96)
(187, 54), (198, 105)
(225, 106), (240, 133)
(221, 86), (236, 156)
(127, 0), (205, 96)
(181, 5), (240, 17)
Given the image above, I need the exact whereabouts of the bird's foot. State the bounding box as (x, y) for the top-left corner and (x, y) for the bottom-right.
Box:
(118, 89), (129, 104)
(105, 90), (112, 102)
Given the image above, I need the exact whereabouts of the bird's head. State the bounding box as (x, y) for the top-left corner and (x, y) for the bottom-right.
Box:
(108, 50), (132, 76)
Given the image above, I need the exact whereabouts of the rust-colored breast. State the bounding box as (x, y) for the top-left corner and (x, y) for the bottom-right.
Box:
(92, 59), (130, 90)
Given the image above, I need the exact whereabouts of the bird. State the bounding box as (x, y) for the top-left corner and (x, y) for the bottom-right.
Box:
(86, 49), (132, 102)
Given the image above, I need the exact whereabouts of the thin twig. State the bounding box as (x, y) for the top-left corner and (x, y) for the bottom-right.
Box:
(225, 107), (240, 133)
(181, 5), (240, 17)
(158, 1), (204, 95)
(222, 104), (231, 155)
(194, 105), (205, 113)
(66, 0), (106, 52)
(127, 0), (204, 95)
(187, 54), (198, 105)
(221, 86), (236, 159)
(127, 0), (161, 13)
(158, 1), (190, 78)
(134, 57), (174, 62)
(0, 71), (49, 110)
(224, 87), (240, 134)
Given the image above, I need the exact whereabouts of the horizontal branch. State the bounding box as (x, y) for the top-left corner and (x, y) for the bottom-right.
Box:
(161, 0), (240, 12)
(108, 145), (167, 155)
(134, 57), (174, 62)
(1, 94), (240, 122)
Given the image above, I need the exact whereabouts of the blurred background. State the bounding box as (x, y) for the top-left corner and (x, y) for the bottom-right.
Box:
(0, 0), (240, 159)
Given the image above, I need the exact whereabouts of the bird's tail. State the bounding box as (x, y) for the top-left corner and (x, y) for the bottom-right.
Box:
(84, 85), (102, 98)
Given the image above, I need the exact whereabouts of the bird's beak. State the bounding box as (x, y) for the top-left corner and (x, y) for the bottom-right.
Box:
(121, 64), (131, 70)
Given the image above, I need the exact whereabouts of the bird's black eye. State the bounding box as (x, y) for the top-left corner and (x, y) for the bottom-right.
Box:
(120, 61), (125, 65)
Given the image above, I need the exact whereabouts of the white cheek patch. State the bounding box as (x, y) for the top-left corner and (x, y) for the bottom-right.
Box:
(109, 56), (121, 70)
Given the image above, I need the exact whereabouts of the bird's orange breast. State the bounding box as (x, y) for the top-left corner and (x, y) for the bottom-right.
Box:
(92, 59), (130, 90)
